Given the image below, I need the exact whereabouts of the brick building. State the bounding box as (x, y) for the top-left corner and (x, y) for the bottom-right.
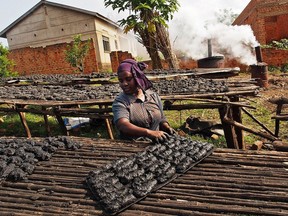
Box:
(0, 0), (138, 75)
(233, 0), (288, 67)
(233, 0), (288, 45)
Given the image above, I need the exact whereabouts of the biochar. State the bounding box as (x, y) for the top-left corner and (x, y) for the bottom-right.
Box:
(86, 134), (214, 214)
(0, 77), (228, 101)
(0, 136), (82, 182)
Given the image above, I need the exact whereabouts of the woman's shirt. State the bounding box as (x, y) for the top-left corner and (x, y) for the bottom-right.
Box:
(112, 89), (167, 140)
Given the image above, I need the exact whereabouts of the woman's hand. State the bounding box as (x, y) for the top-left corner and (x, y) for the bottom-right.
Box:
(146, 129), (170, 143)
(160, 122), (177, 135)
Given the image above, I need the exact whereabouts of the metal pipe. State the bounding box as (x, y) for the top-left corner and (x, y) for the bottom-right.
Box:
(208, 39), (212, 57)
(255, 46), (263, 62)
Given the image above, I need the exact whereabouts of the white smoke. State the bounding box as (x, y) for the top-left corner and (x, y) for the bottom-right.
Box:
(169, 0), (259, 65)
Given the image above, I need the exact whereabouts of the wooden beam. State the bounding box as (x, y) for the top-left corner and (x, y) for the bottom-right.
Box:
(218, 105), (239, 149)
(16, 105), (31, 138)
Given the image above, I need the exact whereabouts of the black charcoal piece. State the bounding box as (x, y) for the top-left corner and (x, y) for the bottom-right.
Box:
(101, 200), (122, 214)
(1, 163), (15, 178)
(176, 157), (195, 173)
(3, 148), (15, 156)
(8, 156), (23, 166)
(157, 166), (176, 183)
(0, 160), (7, 172)
(42, 145), (58, 153)
(14, 147), (26, 157)
(132, 179), (157, 198)
(50, 140), (65, 148)
(21, 162), (35, 175)
(8, 168), (27, 181)
(147, 163), (159, 173)
(23, 153), (38, 164)
(119, 193), (136, 207)
(33, 147), (51, 161)
(158, 148), (173, 159)
(0, 155), (8, 161)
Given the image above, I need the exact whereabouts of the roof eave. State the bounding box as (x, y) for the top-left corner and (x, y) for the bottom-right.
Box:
(0, 0), (120, 38)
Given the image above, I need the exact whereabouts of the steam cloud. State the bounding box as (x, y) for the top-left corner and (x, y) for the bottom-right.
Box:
(169, 0), (259, 65)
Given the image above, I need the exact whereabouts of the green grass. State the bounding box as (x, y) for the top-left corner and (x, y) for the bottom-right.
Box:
(0, 96), (286, 148)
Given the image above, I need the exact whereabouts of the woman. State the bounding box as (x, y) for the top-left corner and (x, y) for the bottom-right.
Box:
(112, 59), (176, 142)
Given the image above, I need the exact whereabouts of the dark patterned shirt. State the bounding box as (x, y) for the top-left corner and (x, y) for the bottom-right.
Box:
(112, 89), (167, 140)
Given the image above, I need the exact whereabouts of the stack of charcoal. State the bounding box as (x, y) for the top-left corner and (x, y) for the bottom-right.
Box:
(0, 136), (82, 182)
(0, 84), (121, 101)
(152, 77), (229, 94)
(0, 73), (116, 86)
(145, 69), (195, 75)
(86, 135), (214, 214)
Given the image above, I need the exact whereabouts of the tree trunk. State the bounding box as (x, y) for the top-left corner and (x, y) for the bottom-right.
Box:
(156, 23), (179, 69)
(138, 28), (163, 70)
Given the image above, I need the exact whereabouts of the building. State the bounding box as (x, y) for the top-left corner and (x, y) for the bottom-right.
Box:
(233, 0), (288, 45)
(0, 0), (138, 74)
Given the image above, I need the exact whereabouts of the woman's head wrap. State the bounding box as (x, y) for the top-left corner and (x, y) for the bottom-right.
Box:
(117, 59), (152, 90)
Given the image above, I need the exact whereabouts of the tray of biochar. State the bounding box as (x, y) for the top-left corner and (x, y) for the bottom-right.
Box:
(86, 134), (214, 215)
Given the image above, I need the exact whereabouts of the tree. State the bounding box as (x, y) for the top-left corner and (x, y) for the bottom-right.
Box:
(0, 43), (17, 78)
(104, 0), (180, 69)
(215, 9), (238, 25)
(64, 34), (91, 73)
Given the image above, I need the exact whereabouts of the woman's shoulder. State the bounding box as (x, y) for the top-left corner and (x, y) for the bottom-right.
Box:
(113, 92), (132, 106)
(145, 89), (158, 96)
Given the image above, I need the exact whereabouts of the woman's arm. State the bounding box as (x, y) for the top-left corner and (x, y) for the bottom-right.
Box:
(116, 118), (169, 140)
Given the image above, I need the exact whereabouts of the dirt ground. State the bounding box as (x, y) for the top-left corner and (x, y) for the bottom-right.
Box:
(258, 73), (288, 111)
(246, 72), (288, 148)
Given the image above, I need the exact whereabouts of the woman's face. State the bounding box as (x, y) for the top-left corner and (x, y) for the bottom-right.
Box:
(117, 71), (138, 95)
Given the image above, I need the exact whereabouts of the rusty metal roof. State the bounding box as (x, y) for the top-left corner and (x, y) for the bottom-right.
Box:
(1, 137), (288, 215)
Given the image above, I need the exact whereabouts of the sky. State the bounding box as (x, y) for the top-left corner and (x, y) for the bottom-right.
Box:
(0, 0), (255, 64)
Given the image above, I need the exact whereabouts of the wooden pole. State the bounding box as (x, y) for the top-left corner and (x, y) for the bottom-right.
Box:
(218, 105), (239, 149)
(16, 105), (31, 138)
(242, 107), (275, 136)
(223, 116), (278, 141)
(42, 106), (51, 136)
(231, 97), (244, 149)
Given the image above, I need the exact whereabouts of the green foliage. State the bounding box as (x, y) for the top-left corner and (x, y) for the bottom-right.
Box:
(64, 34), (91, 73)
(0, 43), (18, 78)
(105, 0), (180, 69)
(262, 38), (288, 50)
(215, 8), (239, 25)
(281, 63), (288, 73)
(104, 0), (179, 34)
(268, 65), (280, 72)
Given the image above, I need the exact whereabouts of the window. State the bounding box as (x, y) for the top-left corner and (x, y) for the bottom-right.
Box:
(102, 36), (110, 52)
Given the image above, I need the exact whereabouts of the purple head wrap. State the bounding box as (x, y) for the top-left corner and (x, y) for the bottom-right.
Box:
(117, 59), (152, 90)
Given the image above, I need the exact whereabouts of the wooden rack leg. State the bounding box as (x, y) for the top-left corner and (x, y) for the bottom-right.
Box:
(275, 104), (283, 137)
(42, 107), (51, 136)
(105, 118), (114, 140)
(231, 97), (244, 149)
(53, 107), (68, 136)
(218, 105), (239, 149)
(17, 105), (31, 138)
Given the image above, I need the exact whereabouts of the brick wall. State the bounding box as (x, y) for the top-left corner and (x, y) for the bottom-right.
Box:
(110, 48), (288, 73)
(233, 0), (288, 45)
(261, 48), (288, 66)
(8, 41), (98, 75)
(110, 51), (133, 73)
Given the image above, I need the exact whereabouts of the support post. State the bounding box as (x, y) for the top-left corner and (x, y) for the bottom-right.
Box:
(218, 105), (239, 149)
(16, 105), (31, 138)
